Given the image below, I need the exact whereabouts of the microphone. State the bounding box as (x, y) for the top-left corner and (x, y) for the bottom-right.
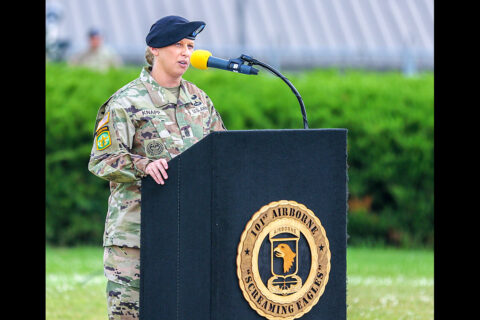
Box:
(191, 50), (259, 75)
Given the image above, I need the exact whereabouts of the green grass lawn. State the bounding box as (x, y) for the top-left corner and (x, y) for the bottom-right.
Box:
(46, 246), (433, 319)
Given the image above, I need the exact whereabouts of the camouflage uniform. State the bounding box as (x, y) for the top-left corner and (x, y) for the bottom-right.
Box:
(70, 45), (123, 71)
(104, 246), (140, 319)
(88, 66), (226, 319)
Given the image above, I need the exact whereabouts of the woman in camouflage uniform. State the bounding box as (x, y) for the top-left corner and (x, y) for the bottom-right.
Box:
(88, 16), (226, 319)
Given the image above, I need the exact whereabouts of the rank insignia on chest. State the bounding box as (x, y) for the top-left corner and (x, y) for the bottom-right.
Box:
(96, 128), (112, 151)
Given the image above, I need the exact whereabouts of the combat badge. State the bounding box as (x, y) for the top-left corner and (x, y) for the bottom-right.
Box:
(96, 127), (112, 151)
(144, 139), (165, 158)
(237, 200), (331, 320)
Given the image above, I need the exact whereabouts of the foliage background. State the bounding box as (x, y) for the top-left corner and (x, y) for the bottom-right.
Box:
(45, 63), (433, 247)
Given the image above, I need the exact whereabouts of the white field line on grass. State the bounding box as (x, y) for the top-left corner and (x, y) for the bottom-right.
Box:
(347, 275), (433, 287)
(46, 273), (106, 292)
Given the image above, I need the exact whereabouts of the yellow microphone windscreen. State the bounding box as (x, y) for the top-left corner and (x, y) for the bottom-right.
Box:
(191, 50), (212, 70)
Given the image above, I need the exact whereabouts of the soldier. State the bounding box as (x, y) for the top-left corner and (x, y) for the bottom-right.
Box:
(88, 16), (226, 319)
(70, 28), (123, 71)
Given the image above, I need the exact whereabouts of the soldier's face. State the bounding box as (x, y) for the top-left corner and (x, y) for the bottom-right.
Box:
(89, 35), (102, 49)
(152, 38), (195, 79)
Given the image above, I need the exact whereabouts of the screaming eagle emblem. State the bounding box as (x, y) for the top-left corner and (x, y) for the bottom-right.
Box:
(237, 200), (331, 320)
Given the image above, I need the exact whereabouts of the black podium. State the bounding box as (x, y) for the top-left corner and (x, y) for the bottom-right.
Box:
(140, 129), (347, 320)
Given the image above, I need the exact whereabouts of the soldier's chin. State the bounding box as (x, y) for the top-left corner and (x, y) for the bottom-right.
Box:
(169, 66), (188, 79)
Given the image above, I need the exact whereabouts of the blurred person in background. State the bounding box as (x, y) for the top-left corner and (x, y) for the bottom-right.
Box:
(88, 15), (226, 319)
(69, 28), (123, 71)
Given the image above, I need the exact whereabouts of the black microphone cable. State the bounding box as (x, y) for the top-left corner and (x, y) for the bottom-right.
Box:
(240, 55), (309, 129)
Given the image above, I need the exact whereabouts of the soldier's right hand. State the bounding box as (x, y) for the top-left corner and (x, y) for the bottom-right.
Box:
(145, 159), (169, 185)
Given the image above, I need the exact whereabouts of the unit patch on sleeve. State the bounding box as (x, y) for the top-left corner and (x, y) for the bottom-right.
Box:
(96, 128), (112, 151)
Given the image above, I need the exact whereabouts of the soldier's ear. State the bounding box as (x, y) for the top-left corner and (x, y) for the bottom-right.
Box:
(149, 47), (160, 57)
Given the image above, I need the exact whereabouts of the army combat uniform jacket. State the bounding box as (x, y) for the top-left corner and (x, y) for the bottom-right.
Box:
(88, 66), (226, 249)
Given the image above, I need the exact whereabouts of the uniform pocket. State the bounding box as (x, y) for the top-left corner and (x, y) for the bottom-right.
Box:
(104, 245), (141, 288)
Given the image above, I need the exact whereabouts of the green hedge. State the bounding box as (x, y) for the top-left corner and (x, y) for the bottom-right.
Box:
(46, 63), (433, 247)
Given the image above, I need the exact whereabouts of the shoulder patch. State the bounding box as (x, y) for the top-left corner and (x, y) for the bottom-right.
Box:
(96, 129), (112, 151)
(96, 112), (110, 132)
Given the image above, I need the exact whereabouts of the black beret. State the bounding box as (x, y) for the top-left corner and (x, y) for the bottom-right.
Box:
(146, 15), (206, 48)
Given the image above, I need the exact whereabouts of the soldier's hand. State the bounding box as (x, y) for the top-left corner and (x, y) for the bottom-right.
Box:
(146, 159), (169, 185)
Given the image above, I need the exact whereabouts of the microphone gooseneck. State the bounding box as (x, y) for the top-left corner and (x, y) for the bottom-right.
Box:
(245, 56), (309, 130)
(190, 50), (309, 129)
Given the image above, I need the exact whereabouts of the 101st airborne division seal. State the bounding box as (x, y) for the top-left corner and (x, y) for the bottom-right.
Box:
(237, 200), (331, 320)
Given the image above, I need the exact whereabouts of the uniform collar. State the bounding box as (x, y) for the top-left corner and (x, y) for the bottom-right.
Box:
(140, 66), (193, 108)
